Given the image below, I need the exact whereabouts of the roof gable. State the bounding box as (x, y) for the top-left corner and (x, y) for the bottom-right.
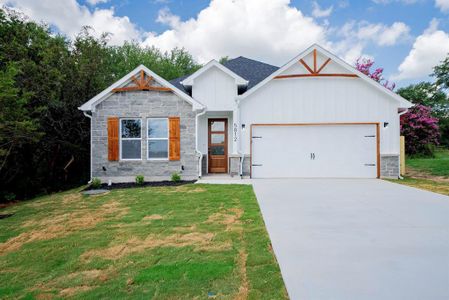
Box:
(237, 44), (413, 108)
(78, 65), (205, 112)
(181, 60), (248, 86)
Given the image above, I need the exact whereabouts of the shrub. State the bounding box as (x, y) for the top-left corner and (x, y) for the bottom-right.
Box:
(91, 178), (102, 189)
(400, 105), (440, 156)
(135, 175), (145, 185)
(171, 172), (181, 182)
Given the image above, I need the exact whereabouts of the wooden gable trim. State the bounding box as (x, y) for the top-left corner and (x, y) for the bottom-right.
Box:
(275, 50), (357, 80)
(112, 70), (172, 93)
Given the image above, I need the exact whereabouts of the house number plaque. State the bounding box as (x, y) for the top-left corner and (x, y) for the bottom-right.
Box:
(233, 123), (238, 142)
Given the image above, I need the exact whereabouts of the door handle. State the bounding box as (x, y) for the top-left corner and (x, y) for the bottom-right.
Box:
(313, 153), (315, 160)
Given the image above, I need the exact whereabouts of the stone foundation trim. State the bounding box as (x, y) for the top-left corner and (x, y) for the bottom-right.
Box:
(380, 154), (400, 179)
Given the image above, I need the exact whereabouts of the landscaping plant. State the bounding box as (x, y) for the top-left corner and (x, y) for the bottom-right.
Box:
(91, 178), (102, 189)
(171, 172), (181, 182)
(135, 175), (145, 185)
(400, 105), (440, 156)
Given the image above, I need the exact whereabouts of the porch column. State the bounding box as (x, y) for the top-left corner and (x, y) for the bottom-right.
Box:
(232, 103), (240, 155)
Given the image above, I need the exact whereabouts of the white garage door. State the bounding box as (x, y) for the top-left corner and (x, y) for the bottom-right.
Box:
(251, 124), (378, 178)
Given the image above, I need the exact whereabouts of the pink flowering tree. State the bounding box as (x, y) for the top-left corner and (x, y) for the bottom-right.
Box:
(400, 105), (440, 155)
(355, 58), (396, 91)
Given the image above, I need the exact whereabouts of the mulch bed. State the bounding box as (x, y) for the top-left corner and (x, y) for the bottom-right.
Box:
(83, 180), (196, 191)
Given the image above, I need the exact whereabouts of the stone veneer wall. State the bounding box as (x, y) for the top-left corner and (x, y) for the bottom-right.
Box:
(380, 154), (400, 178)
(91, 91), (198, 182)
(229, 155), (251, 177)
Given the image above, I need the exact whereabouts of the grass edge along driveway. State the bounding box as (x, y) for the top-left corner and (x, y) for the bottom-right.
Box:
(0, 184), (288, 299)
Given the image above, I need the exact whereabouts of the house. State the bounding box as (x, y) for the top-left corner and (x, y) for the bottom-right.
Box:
(79, 44), (413, 182)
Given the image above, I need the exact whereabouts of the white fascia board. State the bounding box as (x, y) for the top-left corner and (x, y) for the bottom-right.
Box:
(181, 60), (248, 86)
(78, 64), (205, 112)
(237, 44), (413, 109)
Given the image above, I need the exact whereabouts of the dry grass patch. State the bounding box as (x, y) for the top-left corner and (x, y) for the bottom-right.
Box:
(205, 208), (244, 232)
(81, 231), (228, 261)
(142, 214), (164, 221)
(406, 167), (449, 183)
(0, 200), (128, 255)
(59, 285), (95, 297)
(154, 186), (207, 194)
(235, 250), (249, 300)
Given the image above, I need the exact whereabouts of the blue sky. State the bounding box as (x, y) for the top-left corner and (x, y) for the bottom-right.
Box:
(3, 0), (449, 88)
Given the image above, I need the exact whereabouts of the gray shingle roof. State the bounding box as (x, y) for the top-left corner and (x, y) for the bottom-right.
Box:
(169, 56), (279, 95)
(222, 56), (279, 90)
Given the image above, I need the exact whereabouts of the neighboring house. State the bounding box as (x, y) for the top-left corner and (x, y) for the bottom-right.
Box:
(79, 44), (413, 182)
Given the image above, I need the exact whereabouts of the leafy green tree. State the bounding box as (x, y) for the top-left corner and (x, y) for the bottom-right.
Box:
(108, 42), (201, 81)
(0, 64), (40, 200)
(433, 54), (449, 91)
(397, 82), (448, 117)
(0, 8), (201, 202)
(219, 56), (230, 64)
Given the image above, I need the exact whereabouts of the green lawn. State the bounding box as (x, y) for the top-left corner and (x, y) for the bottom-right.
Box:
(0, 184), (287, 299)
(406, 148), (449, 177)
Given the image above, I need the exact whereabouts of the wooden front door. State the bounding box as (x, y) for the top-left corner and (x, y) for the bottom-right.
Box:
(208, 119), (228, 173)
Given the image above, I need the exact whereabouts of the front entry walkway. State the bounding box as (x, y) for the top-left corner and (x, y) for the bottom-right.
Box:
(252, 179), (449, 300)
(195, 174), (252, 185)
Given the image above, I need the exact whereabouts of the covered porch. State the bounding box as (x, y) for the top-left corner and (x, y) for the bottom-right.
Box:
(197, 111), (248, 177)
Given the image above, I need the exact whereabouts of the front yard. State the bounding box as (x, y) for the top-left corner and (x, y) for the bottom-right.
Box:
(392, 148), (449, 196)
(0, 184), (287, 299)
(406, 149), (449, 178)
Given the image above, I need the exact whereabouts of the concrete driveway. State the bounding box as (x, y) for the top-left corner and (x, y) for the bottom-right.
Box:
(252, 179), (449, 300)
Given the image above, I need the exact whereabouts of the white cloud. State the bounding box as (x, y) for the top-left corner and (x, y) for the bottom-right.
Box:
(86, 0), (108, 5)
(436, 0), (449, 12)
(392, 19), (449, 80)
(143, 0), (328, 64)
(312, 1), (333, 18)
(331, 20), (409, 63)
(0, 0), (416, 78)
(356, 22), (410, 46)
(0, 0), (141, 45)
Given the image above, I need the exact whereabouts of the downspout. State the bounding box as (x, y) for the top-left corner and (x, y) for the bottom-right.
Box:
(195, 107), (207, 178)
(235, 98), (245, 178)
(397, 108), (409, 179)
(83, 111), (93, 183)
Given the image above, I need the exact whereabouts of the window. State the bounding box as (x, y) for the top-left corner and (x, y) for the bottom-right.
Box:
(120, 119), (142, 160)
(148, 118), (168, 160)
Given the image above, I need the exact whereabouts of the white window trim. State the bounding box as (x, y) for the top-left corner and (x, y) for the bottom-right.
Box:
(147, 118), (169, 161)
(120, 118), (142, 161)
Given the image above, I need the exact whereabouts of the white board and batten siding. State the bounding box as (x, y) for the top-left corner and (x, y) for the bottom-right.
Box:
(192, 67), (237, 111)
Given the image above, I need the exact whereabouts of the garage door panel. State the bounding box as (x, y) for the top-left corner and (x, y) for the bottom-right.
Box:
(251, 124), (377, 178)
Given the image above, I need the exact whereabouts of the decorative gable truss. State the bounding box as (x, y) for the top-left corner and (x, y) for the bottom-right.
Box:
(274, 49), (358, 80)
(78, 65), (205, 112)
(112, 70), (172, 92)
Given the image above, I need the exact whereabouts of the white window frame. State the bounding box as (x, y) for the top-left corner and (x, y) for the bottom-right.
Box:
(120, 118), (142, 161)
(147, 118), (169, 161)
